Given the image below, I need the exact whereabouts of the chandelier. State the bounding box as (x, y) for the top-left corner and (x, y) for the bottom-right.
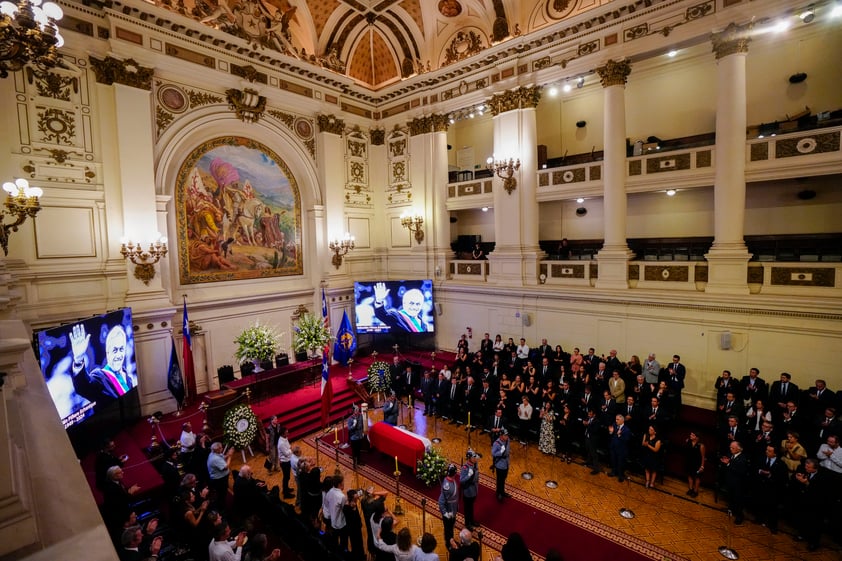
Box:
(328, 233), (355, 269)
(0, 0), (65, 79)
(1, 177), (42, 255)
(486, 156), (521, 195)
(400, 211), (424, 245)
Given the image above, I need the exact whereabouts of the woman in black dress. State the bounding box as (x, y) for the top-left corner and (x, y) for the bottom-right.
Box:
(683, 431), (706, 497)
(557, 403), (575, 463)
(641, 424), (662, 489)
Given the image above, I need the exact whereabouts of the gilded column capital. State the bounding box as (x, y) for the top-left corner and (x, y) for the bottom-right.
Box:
(430, 114), (450, 132)
(408, 116), (430, 136)
(317, 114), (345, 135)
(370, 128), (385, 145)
(711, 22), (752, 60)
(488, 86), (543, 116)
(596, 59), (631, 88)
(90, 56), (154, 90)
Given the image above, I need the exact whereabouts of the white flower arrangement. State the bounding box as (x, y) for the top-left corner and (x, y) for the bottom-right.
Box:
(416, 447), (447, 487)
(234, 320), (284, 365)
(223, 403), (259, 449)
(292, 312), (332, 356)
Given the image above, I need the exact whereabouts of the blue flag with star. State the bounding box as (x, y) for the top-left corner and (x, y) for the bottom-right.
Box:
(333, 309), (356, 366)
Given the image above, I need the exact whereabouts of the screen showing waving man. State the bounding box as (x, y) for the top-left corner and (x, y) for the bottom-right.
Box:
(373, 281), (432, 333)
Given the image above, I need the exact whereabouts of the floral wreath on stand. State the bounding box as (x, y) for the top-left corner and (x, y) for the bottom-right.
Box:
(223, 403), (259, 449)
(416, 447), (447, 487)
(367, 361), (392, 395)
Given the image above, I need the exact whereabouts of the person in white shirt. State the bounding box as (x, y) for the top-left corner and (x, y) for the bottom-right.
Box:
(290, 445), (302, 506)
(440, 365), (452, 381)
(208, 522), (247, 561)
(818, 434), (842, 474)
(516, 338), (530, 361)
(180, 421), (196, 453)
(374, 527), (420, 561)
(492, 334), (505, 352)
(276, 426), (294, 498)
(327, 474), (348, 552)
(516, 396), (533, 441)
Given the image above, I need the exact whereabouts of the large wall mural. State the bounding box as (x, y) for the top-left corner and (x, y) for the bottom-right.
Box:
(176, 136), (303, 284)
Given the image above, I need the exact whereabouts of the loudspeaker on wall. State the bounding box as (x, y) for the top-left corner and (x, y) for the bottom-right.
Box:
(720, 331), (732, 350)
(522, 313), (531, 327)
(434, 302), (442, 316)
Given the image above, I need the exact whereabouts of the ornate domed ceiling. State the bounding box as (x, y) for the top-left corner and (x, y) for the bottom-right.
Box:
(141, 0), (602, 89)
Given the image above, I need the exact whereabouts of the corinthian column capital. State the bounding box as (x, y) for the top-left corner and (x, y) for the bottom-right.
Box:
(596, 59), (631, 88)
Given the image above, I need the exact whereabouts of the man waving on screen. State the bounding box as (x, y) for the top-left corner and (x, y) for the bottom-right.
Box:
(372, 282), (431, 332)
(70, 323), (136, 403)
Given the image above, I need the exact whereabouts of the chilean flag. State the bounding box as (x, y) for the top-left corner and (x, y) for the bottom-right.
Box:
(320, 288), (332, 427)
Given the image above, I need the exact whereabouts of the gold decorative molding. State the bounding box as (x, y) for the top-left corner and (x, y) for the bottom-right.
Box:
(90, 56), (154, 90)
(596, 59), (631, 88)
(408, 116), (431, 136)
(25, 68), (78, 101)
(443, 30), (485, 65)
(711, 22), (752, 60)
(225, 88), (266, 123)
(370, 128), (385, 146)
(487, 86), (542, 116)
(317, 114), (345, 135)
(431, 114), (450, 132)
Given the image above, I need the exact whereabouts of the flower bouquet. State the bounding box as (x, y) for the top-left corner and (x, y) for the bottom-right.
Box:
(367, 361), (392, 394)
(234, 320), (283, 365)
(292, 312), (332, 357)
(416, 447), (447, 487)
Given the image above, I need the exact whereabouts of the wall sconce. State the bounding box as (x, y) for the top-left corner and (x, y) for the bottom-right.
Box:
(0, 0), (65, 79)
(2, 178), (42, 255)
(120, 234), (168, 285)
(329, 232), (355, 269)
(400, 211), (424, 244)
(486, 156), (521, 195)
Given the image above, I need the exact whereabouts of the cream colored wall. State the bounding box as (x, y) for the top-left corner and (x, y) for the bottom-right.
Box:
(447, 114), (494, 169)
(536, 89), (604, 159)
(453, 208), (495, 243)
(434, 287), (842, 409)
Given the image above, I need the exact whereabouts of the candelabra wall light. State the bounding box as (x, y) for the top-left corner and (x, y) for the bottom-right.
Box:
(1, 178), (42, 255)
(0, 0), (65, 79)
(120, 234), (168, 285)
(329, 232), (355, 269)
(400, 211), (424, 245)
(486, 156), (521, 195)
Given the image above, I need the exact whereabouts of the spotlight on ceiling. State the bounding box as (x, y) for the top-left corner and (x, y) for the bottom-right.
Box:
(576, 197), (585, 204)
(833, 3), (842, 17)
(481, 206), (490, 212)
(576, 76), (585, 89)
(548, 86), (558, 97)
(666, 189), (677, 196)
(563, 83), (572, 93)
(667, 50), (678, 58)
(799, 5), (815, 23)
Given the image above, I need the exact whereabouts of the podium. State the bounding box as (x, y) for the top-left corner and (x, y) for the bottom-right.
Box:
(205, 389), (238, 432)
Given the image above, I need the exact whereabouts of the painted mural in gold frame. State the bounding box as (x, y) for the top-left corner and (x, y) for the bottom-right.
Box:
(175, 136), (303, 284)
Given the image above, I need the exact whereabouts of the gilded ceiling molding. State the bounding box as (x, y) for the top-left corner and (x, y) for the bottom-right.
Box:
(596, 59), (632, 88)
(226, 88), (266, 123)
(317, 114), (345, 135)
(443, 30), (486, 65)
(90, 56), (154, 90)
(430, 114), (450, 132)
(487, 86), (542, 116)
(711, 22), (753, 60)
(370, 129), (385, 146)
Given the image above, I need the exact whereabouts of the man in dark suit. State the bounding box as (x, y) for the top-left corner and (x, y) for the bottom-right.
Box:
(579, 384), (596, 417)
(717, 390), (745, 426)
(604, 349), (624, 380)
(719, 415), (748, 456)
(666, 355), (686, 409)
(720, 441), (749, 524)
(740, 367), (768, 405)
(811, 406), (840, 450)
(463, 376), (480, 426)
(769, 372), (799, 420)
(434, 372), (451, 418)
(645, 396), (668, 432)
(119, 526), (162, 561)
(488, 407), (507, 444)
(781, 400), (809, 436)
(793, 458), (830, 551)
(622, 396), (642, 436)
(479, 332), (494, 356)
(399, 364), (417, 400)
(749, 420), (779, 460)
(751, 444), (788, 533)
(538, 356), (556, 385)
(804, 379), (836, 418)
(714, 369), (739, 404)
(608, 413), (633, 482)
(420, 370), (436, 415)
(536, 338), (554, 362)
(582, 408), (602, 475)
(389, 356), (403, 395)
(447, 376), (464, 422)
(599, 389), (618, 426)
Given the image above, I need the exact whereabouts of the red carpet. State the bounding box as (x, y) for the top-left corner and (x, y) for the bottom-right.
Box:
(314, 430), (686, 561)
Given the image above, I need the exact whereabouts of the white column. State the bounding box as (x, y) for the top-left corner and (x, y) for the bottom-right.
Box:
(316, 115), (346, 279)
(595, 60), (633, 290)
(705, 24), (752, 295)
(430, 122), (452, 280)
(487, 87), (544, 286)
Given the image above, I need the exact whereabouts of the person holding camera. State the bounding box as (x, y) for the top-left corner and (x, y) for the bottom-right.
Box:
(438, 464), (459, 545)
(460, 449), (482, 529)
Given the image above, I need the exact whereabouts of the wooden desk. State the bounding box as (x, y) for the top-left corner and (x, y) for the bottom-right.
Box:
(223, 360), (319, 400)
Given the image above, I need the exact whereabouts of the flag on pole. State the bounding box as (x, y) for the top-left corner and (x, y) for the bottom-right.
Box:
(167, 338), (185, 405)
(320, 287), (333, 427)
(182, 298), (197, 405)
(333, 310), (356, 366)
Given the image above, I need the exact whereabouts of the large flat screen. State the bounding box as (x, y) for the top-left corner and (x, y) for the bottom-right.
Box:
(355, 280), (435, 334)
(36, 308), (138, 429)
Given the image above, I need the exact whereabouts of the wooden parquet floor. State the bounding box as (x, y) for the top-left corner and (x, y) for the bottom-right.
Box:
(241, 405), (840, 561)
